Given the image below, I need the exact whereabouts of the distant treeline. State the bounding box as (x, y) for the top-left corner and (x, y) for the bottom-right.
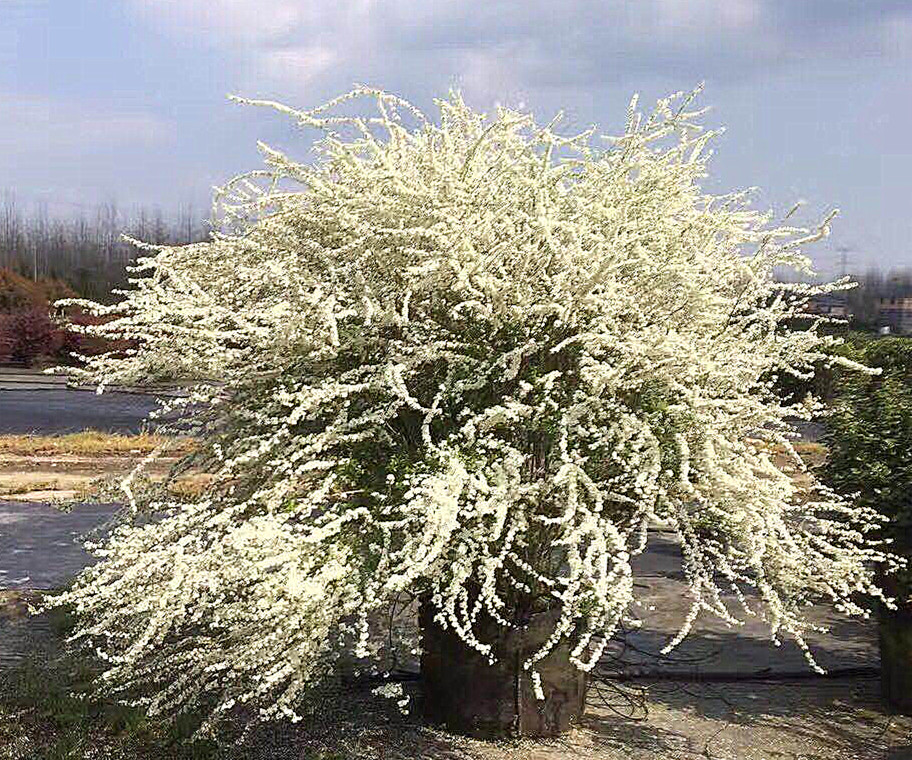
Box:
(0, 193), (209, 302)
(1, 191), (910, 313)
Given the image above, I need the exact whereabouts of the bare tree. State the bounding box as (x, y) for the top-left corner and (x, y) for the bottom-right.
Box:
(0, 194), (208, 300)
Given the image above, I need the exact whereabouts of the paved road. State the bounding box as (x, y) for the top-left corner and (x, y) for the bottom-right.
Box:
(0, 389), (160, 434)
(0, 500), (117, 589)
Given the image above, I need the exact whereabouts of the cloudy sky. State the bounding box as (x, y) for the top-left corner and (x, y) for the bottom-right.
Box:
(2, 0), (910, 272)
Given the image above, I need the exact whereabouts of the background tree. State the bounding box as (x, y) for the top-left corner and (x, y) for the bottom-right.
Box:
(51, 87), (898, 738)
(0, 194), (206, 301)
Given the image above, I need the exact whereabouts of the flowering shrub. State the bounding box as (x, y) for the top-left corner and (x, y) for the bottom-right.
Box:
(52, 87), (897, 728)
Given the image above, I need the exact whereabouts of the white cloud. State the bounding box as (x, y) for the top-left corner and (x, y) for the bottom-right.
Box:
(260, 44), (337, 84)
(129, 0), (309, 44)
(881, 13), (912, 56)
(127, 0), (378, 46)
(648, 0), (761, 33)
(123, 0), (912, 108)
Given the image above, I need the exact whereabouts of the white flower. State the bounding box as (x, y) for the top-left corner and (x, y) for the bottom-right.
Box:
(371, 681), (404, 699)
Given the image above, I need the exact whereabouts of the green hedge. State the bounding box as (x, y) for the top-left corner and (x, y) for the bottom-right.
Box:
(823, 336), (912, 594)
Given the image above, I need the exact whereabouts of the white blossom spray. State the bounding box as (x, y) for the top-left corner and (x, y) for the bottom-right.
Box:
(50, 86), (896, 729)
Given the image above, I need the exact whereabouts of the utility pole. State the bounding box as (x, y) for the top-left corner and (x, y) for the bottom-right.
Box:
(836, 245), (851, 279)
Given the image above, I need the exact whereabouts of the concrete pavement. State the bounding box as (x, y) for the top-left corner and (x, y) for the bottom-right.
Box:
(0, 500), (117, 589)
(0, 389), (159, 434)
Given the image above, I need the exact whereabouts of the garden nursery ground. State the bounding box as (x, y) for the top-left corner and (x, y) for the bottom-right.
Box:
(0, 433), (909, 759)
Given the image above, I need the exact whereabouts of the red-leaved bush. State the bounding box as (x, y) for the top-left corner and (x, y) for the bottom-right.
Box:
(0, 308), (61, 365)
(0, 267), (128, 366)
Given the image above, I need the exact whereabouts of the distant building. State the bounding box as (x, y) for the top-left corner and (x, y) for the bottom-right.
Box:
(876, 296), (912, 335)
(807, 293), (850, 319)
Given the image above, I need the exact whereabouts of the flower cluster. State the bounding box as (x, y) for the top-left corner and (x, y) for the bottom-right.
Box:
(51, 86), (896, 728)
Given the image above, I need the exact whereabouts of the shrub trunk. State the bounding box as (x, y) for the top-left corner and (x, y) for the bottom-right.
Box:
(419, 602), (586, 738)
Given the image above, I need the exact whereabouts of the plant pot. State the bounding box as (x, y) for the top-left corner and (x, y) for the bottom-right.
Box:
(880, 599), (912, 714)
(419, 602), (587, 738)
(877, 528), (912, 716)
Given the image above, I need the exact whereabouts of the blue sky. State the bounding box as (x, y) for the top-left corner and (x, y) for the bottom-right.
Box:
(2, 0), (911, 273)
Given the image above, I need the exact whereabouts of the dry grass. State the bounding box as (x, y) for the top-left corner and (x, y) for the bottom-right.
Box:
(0, 477), (68, 496)
(792, 440), (826, 458)
(167, 473), (216, 498)
(0, 472), (96, 501)
(0, 590), (35, 621)
(0, 473), (213, 501)
(753, 440), (827, 465)
(0, 431), (195, 458)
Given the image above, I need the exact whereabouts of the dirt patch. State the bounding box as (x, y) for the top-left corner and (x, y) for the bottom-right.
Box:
(0, 591), (37, 622)
(0, 433), (201, 501)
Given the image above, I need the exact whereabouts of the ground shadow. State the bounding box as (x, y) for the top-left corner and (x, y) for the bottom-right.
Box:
(591, 622), (912, 760)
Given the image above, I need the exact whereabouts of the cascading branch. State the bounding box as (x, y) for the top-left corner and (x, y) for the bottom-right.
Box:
(52, 86), (898, 727)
